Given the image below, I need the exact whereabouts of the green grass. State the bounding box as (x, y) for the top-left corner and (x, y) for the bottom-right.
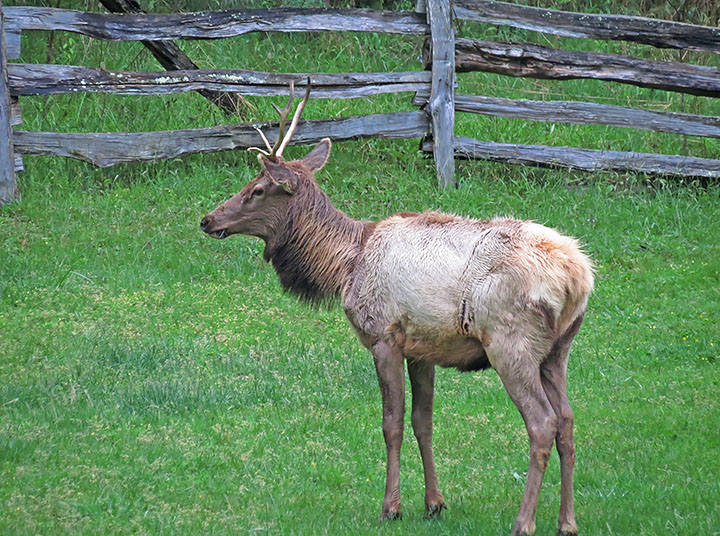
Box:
(2, 1), (720, 534)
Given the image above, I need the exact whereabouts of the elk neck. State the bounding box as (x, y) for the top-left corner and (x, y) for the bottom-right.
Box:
(262, 178), (367, 304)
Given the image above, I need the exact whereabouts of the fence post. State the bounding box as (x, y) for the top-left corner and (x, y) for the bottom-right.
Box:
(426, 0), (456, 189)
(0, 0), (18, 205)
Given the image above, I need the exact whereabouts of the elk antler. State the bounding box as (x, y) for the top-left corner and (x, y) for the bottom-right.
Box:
(249, 79), (311, 162)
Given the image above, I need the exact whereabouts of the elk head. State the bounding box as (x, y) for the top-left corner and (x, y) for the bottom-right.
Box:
(200, 81), (331, 240)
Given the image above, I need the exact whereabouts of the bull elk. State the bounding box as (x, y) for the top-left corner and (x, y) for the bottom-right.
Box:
(200, 83), (593, 536)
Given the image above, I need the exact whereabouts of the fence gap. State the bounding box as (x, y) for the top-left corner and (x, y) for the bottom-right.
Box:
(426, 0), (456, 189)
(1, 0), (19, 205)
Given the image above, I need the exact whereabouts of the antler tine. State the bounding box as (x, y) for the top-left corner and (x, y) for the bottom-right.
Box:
(267, 81), (295, 159)
(246, 80), (311, 162)
(276, 79), (311, 159)
(248, 126), (273, 155)
(247, 95), (285, 158)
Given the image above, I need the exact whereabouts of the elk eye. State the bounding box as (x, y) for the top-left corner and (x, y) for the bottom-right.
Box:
(251, 186), (265, 198)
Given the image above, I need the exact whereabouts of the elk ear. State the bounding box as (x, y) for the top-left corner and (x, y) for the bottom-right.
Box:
(301, 138), (332, 172)
(261, 157), (298, 194)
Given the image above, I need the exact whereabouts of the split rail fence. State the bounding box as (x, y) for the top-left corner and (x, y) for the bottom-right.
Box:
(2, 0), (720, 204)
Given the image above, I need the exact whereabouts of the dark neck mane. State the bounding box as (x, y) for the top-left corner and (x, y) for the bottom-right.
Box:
(263, 179), (365, 304)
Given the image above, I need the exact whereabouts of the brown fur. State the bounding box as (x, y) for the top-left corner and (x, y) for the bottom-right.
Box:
(393, 211), (419, 219)
(531, 299), (557, 334)
(262, 166), (365, 304)
(416, 211), (460, 225)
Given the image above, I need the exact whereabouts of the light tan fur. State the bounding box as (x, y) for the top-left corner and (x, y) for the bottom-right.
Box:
(345, 213), (592, 369)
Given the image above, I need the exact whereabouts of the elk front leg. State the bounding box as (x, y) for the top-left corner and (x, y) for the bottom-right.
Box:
(372, 339), (405, 520)
(407, 358), (446, 518)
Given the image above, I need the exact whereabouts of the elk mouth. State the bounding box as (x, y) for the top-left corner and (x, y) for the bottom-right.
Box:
(207, 229), (228, 239)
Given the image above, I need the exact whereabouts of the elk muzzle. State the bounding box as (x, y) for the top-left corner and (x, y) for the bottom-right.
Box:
(200, 214), (227, 239)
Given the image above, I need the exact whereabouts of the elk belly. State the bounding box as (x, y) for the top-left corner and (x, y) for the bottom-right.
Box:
(387, 322), (490, 371)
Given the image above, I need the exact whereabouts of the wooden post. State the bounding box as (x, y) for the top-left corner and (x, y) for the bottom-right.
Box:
(426, 0), (455, 189)
(0, 0), (18, 205)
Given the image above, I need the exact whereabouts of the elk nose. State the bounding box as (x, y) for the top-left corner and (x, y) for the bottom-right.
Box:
(200, 216), (211, 231)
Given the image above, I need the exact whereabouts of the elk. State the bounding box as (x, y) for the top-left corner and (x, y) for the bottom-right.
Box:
(200, 83), (593, 536)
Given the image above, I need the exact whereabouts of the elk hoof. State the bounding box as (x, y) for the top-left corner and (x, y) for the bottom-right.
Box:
(425, 502), (447, 519)
(379, 508), (402, 521)
(558, 531), (578, 536)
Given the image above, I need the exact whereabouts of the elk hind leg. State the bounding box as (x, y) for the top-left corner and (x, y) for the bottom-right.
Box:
(407, 358), (446, 518)
(505, 372), (557, 536)
(540, 315), (584, 536)
(489, 336), (557, 536)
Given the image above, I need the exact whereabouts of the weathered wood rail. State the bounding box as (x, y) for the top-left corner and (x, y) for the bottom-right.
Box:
(2, 1), (720, 204)
(453, 0), (720, 53)
(413, 91), (720, 139)
(3, 6), (428, 40)
(8, 64), (431, 99)
(96, 0), (245, 116)
(13, 111), (429, 168)
(425, 136), (720, 179)
(436, 39), (720, 98)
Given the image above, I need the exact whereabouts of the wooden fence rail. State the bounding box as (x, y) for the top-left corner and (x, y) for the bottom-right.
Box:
(413, 91), (720, 139)
(2, 1), (720, 204)
(439, 38), (720, 98)
(13, 111), (429, 168)
(429, 136), (720, 178)
(454, 0), (720, 53)
(3, 6), (427, 41)
(97, 0), (245, 116)
(8, 64), (431, 99)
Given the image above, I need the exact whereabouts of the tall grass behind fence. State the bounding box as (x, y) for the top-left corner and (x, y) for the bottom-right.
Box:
(1, 0), (720, 205)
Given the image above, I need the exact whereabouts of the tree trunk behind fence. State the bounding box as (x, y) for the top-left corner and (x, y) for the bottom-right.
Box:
(97, 0), (247, 117)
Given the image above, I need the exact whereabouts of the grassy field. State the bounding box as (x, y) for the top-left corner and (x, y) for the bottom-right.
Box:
(2, 1), (719, 534)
